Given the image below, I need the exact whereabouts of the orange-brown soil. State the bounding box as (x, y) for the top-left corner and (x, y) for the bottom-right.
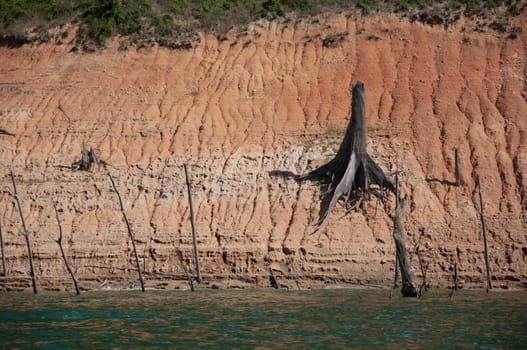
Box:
(0, 13), (526, 292)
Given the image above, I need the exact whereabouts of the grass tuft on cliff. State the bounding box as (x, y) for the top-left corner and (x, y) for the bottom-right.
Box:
(0, 0), (525, 49)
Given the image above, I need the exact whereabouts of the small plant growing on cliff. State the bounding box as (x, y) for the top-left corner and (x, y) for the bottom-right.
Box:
(326, 124), (343, 138)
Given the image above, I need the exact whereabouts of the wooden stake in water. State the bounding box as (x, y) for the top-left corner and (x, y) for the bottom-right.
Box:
(108, 173), (145, 292)
(10, 173), (37, 294)
(477, 176), (492, 292)
(415, 243), (428, 296)
(184, 164), (201, 284)
(454, 261), (459, 291)
(54, 203), (80, 295)
(449, 261), (458, 298)
(0, 221), (6, 276)
(391, 171), (400, 296)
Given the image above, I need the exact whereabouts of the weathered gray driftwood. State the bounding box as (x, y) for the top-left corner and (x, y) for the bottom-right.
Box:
(297, 81), (394, 229)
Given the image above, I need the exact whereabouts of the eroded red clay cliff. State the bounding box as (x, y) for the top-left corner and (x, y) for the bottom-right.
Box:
(0, 13), (526, 291)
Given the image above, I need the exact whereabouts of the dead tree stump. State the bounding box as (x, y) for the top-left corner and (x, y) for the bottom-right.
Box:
(72, 145), (109, 171)
(297, 81), (394, 229)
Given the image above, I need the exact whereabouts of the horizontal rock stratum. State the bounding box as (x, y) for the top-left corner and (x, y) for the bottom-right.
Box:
(0, 13), (526, 291)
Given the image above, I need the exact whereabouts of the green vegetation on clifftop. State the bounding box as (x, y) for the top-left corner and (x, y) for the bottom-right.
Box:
(0, 0), (524, 49)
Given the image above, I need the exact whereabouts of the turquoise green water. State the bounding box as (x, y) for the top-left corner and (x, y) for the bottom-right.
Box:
(0, 289), (525, 349)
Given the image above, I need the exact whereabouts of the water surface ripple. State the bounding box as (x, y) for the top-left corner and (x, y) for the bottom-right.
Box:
(1, 289), (525, 349)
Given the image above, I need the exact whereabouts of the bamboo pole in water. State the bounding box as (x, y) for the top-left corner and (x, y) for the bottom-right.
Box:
(184, 164), (201, 284)
(108, 173), (145, 292)
(10, 173), (37, 294)
(0, 221), (6, 276)
(477, 176), (492, 292)
(53, 203), (80, 295)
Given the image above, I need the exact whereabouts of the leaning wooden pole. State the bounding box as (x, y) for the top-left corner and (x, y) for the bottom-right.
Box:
(108, 173), (145, 292)
(391, 172), (400, 294)
(53, 203), (80, 295)
(184, 164), (201, 284)
(10, 173), (37, 294)
(477, 176), (492, 292)
(0, 222), (6, 276)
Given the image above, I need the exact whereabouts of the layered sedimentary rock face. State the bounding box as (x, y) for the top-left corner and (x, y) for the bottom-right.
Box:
(0, 13), (525, 291)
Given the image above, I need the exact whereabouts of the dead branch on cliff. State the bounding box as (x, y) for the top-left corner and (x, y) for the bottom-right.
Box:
(0, 129), (15, 137)
(425, 148), (461, 187)
(53, 202), (80, 295)
(295, 81), (395, 230)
